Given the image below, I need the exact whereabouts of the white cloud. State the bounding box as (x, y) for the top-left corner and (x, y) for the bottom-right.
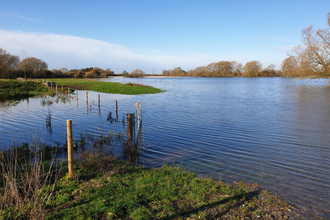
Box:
(0, 11), (45, 23)
(0, 30), (220, 73)
(273, 45), (298, 52)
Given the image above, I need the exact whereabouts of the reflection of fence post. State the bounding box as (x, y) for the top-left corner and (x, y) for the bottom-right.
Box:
(66, 119), (74, 179)
(116, 100), (118, 122)
(127, 113), (133, 144)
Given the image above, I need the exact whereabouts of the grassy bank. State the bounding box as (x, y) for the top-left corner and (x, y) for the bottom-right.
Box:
(0, 80), (53, 102)
(49, 78), (165, 95)
(45, 163), (294, 220)
(0, 150), (296, 219)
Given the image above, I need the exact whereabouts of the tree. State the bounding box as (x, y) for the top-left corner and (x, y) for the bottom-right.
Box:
(242, 61), (263, 77)
(281, 56), (299, 77)
(18, 57), (48, 77)
(170, 67), (185, 76)
(0, 48), (19, 79)
(286, 12), (330, 78)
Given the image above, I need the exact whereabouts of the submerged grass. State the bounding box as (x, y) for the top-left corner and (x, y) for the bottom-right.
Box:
(48, 78), (165, 95)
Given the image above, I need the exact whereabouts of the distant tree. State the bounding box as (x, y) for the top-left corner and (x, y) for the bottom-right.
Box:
(0, 48), (19, 79)
(127, 69), (145, 78)
(122, 70), (129, 76)
(100, 72), (108, 78)
(18, 57), (48, 78)
(59, 67), (68, 73)
(162, 70), (171, 76)
(104, 68), (114, 76)
(84, 71), (98, 78)
(242, 61), (263, 77)
(170, 67), (185, 76)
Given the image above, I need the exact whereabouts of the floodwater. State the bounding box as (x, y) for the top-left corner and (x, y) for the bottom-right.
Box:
(1, 77), (330, 219)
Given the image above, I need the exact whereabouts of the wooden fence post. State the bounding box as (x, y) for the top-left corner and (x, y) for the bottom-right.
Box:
(98, 94), (100, 108)
(56, 85), (58, 94)
(66, 119), (74, 178)
(127, 113), (133, 145)
(76, 89), (78, 100)
(62, 86), (64, 94)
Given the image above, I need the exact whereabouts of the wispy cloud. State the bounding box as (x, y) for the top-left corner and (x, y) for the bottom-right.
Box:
(252, 37), (284, 40)
(0, 11), (45, 23)
(273, 45), (297, 52)
(0, 30), (221, 73)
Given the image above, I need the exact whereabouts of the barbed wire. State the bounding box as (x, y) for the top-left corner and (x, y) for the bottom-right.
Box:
(0, 116), (128, 135)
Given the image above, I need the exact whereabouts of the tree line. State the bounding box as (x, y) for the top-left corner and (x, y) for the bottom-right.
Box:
(162, 61), (279, 77)
(1, 12), (329, 80)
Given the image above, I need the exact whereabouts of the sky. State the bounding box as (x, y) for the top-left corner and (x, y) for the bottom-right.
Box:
(0, 0), (329, 74)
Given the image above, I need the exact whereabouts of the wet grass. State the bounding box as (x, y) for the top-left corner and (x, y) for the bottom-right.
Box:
(48, 78), (165, 95)
(44, 163), (293, 220)
(0, 80), (53, 102)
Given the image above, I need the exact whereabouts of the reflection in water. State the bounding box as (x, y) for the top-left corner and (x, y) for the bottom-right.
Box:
(46, 110), (52, 135)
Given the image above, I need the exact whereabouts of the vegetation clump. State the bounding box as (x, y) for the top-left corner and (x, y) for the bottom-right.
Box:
(0, 80), (52, 102)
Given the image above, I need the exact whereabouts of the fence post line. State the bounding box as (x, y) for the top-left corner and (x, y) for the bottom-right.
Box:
(66, 119), (74, 179)
(127, 113), (133, 145)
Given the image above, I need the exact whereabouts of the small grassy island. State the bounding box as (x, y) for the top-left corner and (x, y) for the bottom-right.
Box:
(49, 78), (165, 95)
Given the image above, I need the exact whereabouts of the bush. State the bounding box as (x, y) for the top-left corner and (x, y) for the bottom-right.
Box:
(85, 72), (98, 78)
(100, 72), (108, 78)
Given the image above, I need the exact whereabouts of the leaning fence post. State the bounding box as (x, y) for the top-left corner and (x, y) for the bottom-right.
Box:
(127, 113), (133, 145)
(67, 119), (74, 178)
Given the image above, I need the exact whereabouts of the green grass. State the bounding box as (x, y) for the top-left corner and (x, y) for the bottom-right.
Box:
(48, 78), (165, 95)
(42, 162), (291, 220)
(0, 80), (53, 102)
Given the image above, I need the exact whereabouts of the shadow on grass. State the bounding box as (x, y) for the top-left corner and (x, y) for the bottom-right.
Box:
(161, 190), (261, 220)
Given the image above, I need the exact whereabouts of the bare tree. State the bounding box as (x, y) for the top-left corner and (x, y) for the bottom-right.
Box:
(242, 61), (263, 77)
(281, 56), (299, 77)
(18, 57), (48, 75)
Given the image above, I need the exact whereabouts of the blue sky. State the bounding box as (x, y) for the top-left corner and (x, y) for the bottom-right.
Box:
(0, 0), (329, 73)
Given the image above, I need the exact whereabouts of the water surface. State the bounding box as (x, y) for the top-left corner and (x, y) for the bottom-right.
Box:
(1, 77), (329, 218)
